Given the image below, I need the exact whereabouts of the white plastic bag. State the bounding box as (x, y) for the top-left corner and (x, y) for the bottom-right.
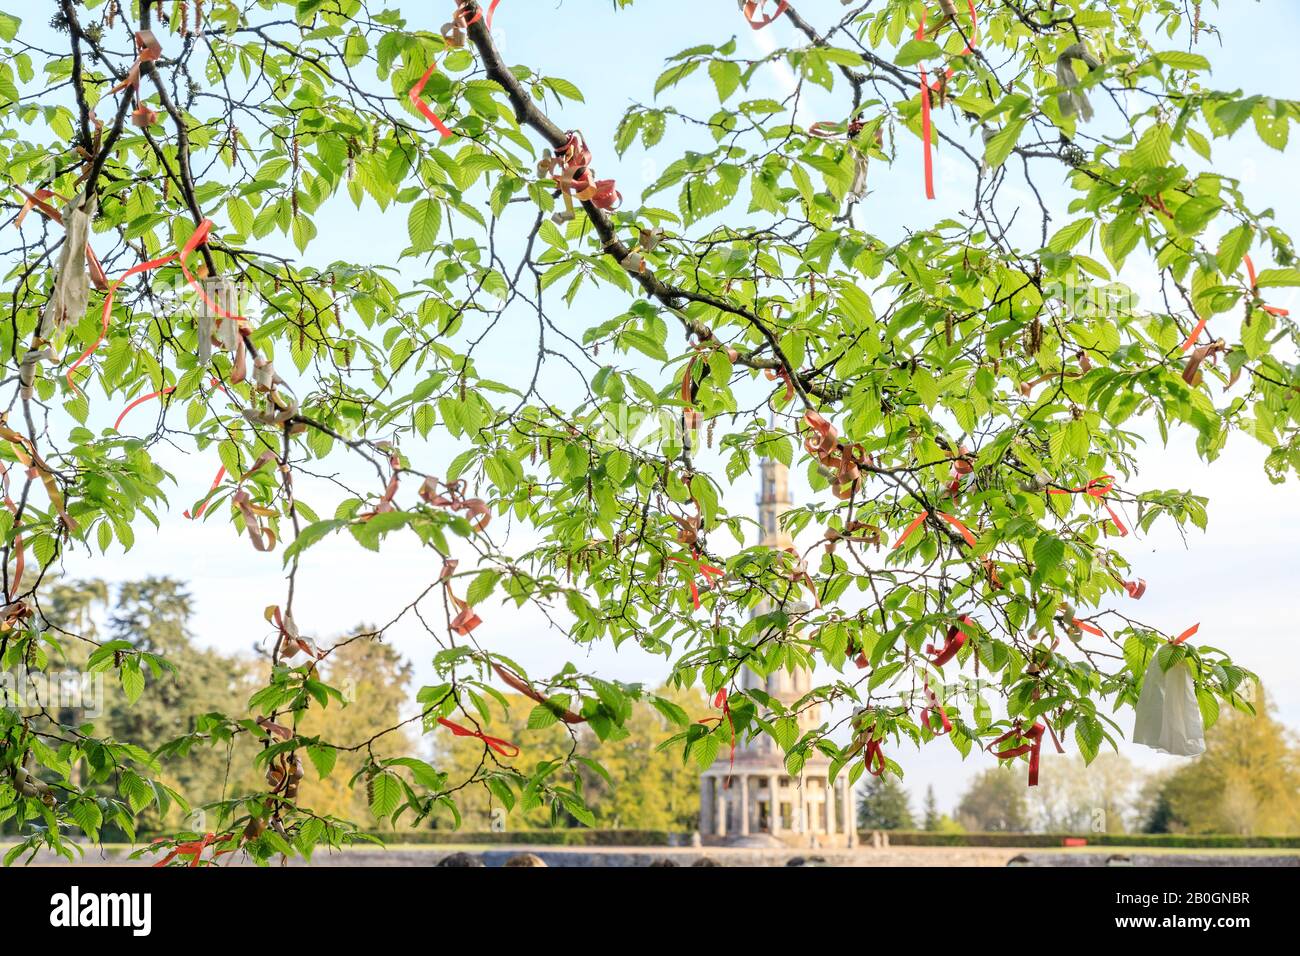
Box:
(1133, 653), (1205, 756)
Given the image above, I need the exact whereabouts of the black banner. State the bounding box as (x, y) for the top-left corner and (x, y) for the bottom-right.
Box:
(4, 862), (1282, 943)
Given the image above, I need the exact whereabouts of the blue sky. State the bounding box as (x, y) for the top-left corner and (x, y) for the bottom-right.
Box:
(25, 0), (1300, 817)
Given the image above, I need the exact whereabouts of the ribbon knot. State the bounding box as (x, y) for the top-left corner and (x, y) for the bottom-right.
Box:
(926, 615), (974, 667)
(1048, 475), (1127, 536)
(437, 716), (519, 757)
(990, 722), (1045, 787)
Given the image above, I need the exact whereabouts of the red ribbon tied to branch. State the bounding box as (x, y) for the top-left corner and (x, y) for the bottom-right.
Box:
(1170, 623), (1199, 646)
(537, 131), (621, 223)
(437, 716), (519, 757)
(1048, 475), (1127, 536)
(460, 0), (502, 30)
(863, 735), (887, 777)
(990, 722), (1045, 787)
(669, 551), (724, 610)
(698, 688), (736, 783)
(740, 0), (789, 29)
(915, 1), (980, 199)
(926, 615), (973, 667)
(150, 831), (235, 868)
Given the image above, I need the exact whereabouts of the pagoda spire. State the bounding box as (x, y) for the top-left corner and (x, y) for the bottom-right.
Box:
(757, 457), (793, 548)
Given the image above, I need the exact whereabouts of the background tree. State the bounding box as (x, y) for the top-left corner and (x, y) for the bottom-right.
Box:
(922, 784), (940, 832)
(1028, 753), (1138, 833)
(1, 0), (1296, 862)
(436, 685), (705, 832)
(1152, 685), (1300, 835)
(857, 775), (915, 830)
(956, 769), (1031, 833)
(296, 633), (414, 826)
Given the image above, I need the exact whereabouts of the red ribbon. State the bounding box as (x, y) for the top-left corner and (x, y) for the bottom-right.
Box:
(698, 688), (735, 782)
(113, 387), (176, 432)
(1048, 475), (1127, 536)
(921, 680), (953, 735)
(460, 0), (502, 29)
(1071, 617), (1106, 637)
(926, 615), (973, 667)
(1170, 623), (1199, 646)
(437, 716), (519, 757)
(669, 552), (724, 610)
(990, 722), (1044, 787)
(741, 0), (789, 29)
(1123, 578), (1146, 599)
(863, 736), (887, 777)
(150, 831), (232, 867)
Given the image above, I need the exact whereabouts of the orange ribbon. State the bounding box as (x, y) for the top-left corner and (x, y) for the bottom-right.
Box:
(803, 410), (871, 500)
(1048, 475), (1127, 536)
(1071, 618), (1105, 637)
(419, 477), (491, 532)
(410, 61), (454, 139)
(437, 716), (519, 757)
(109, 30), (163, 96)
(1170, 623), (1199, 646)
(891, 509), (977, 549)
(112, 387), (176, 432)
(1244, 254), (1289, 317)
(915, 1), (979, 199)
(184, 465), (227, 519)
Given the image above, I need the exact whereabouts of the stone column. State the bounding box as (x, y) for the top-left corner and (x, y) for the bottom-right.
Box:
(699, 776), (711, 834)
(715, 779), (727, 837)
(843, 776), (856, 847)
(827, 776), (837, 836)
(769, 775), (781, 835)
(739, 776), (750, 836)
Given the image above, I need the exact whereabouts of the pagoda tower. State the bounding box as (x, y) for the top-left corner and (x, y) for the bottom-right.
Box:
(697, 458), (855, 847)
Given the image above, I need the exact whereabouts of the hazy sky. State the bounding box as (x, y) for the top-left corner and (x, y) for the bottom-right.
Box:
(28, 0), (1300, 817)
